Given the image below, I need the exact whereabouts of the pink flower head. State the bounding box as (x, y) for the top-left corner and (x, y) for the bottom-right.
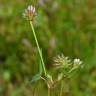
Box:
(23, 5), (37, 21)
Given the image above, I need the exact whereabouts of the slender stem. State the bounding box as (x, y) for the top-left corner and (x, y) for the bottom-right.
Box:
(41, 77), (51, 96)
(48, 87), (51, 96)
(60, 80), (63, 96)
(68, 67), (76, 74)
(30, 21), (47, 75)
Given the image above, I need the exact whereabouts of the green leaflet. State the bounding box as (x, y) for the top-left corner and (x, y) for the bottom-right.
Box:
(39, 60), (43, 75)
(31, 60), (43, 83)
(31, 73), (41, 83)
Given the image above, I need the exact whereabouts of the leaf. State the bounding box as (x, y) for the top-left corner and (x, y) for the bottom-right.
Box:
(31, 60), (43, 83)
(39, 60), (43, 74)
(31, 73), (41, 83)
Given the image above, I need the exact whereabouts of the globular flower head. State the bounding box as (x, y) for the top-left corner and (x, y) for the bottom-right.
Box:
(53, 54), (83, 81)
(53, 54), (71, 69)
(23, 5), (37, 21)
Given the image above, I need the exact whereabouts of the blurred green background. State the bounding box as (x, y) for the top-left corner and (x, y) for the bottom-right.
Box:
(0, 0), (96, 96)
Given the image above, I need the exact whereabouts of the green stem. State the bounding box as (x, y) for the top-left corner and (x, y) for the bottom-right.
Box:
(60, 80), (63, 96)
(48, 88), (51, 96)
(30, 21), (47, 75)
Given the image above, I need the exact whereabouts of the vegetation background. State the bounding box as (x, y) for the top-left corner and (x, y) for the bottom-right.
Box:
(0, 0), (96, 96)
